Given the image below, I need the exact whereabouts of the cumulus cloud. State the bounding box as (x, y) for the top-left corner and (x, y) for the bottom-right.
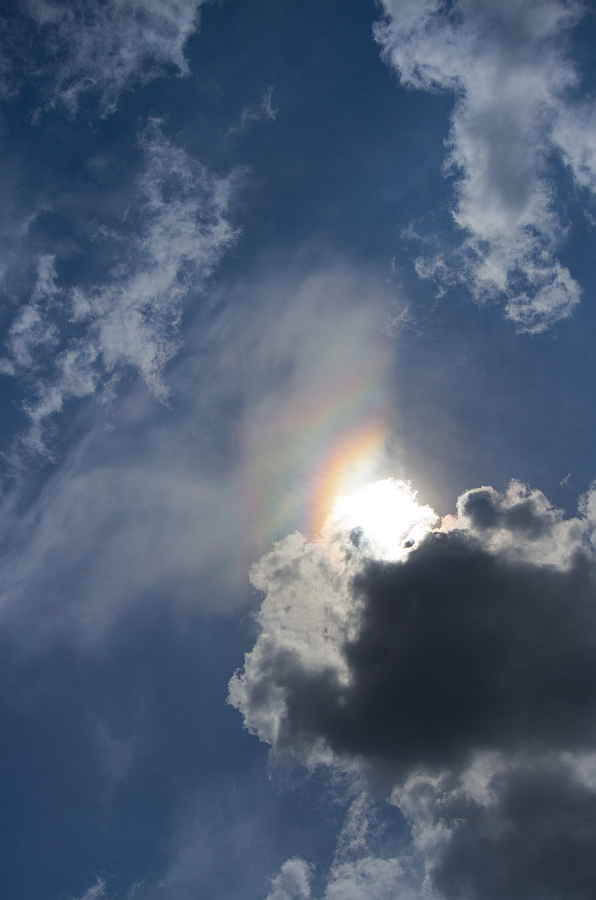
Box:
(11, 0), (204, 116)
(375, 0), (596, 331)
(232, 477), (596, 898)
(392, 752), (596, 900)
(230, 479), (596, 772)
(0, 118), (238, 455)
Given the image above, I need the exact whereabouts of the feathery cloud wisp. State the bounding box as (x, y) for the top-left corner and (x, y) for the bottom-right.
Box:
(21, 0), (205, 116)
(0, 119), (238, 454)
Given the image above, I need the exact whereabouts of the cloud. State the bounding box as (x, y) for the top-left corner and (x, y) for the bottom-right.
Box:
(0, 261), (395, 646)
(375, 0), (596, 331)
(230, 479), (596, 772)
(70, 878), (107, 900)
(393, 753), (596, 900)
(265, 858), (313, 900)
(264, 796), (418, 900)
(231, 477), (596, 898)
(0, 118), (238, 456)
(239, 87), (278, 129)
(267, 854), (410, 900)
(8, 0), (205, 116)
(0, 447), (248, 645)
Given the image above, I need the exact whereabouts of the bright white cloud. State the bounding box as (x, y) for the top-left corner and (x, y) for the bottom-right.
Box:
(0, 119), (238, 455)
(451, 478), (589, 566)
(265, 857), (314, 900)
(376, 0), (596, 331)
(23, 0), (204, 115)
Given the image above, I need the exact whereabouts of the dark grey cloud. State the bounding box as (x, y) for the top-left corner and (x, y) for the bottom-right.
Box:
(304, 532), (596, 773)
(232, 483), (596, 775)
(231, 480), (596, 899)
(427, 759), (596, 900)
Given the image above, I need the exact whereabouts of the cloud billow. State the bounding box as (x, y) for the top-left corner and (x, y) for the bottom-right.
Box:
(413, 759), (596, 900)
(375, 0), (596, 332)
(231, 480), (596, 898)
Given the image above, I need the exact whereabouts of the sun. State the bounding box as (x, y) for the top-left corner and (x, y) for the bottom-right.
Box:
(323, 478), (438, 561)
(310, 422), (389, 533)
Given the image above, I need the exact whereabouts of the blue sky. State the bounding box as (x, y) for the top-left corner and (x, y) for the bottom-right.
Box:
(2, 2), (596, 899)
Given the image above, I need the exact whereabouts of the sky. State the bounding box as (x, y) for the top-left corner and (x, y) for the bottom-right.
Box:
(1, 1), (596, 898)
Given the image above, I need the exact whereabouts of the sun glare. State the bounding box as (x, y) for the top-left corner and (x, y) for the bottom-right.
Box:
(324, 478), (438, 561)
(311, 424), (388, 533)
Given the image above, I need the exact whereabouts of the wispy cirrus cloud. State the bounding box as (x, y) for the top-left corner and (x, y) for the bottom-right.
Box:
(0, 118), (238, 455)
(69, 878), (107, 900)
(376, 0), (596, 332)
(6, 0), (206, 116)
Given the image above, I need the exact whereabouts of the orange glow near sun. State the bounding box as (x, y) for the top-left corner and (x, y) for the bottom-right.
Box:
(310, 421), (388, 534)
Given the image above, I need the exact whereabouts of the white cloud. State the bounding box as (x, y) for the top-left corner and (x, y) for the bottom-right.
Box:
(265, 857), (314, 900)
(23, 0), (205, 116)
(0, 451), (248, 644)
(323, 857), (410, 900)
(69, 878), (107, 900)
(1, 254), (60, 373)
(375, 0), (596, 331)
(201, 264), (395, 551)
(267, 855), (411, 900)
(451, 478), (587, 567)
(267, 748), (596, 900)
(554, 100), (596, 194)
(265, 796), (418, 900)
(1, 119), (238, 455)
